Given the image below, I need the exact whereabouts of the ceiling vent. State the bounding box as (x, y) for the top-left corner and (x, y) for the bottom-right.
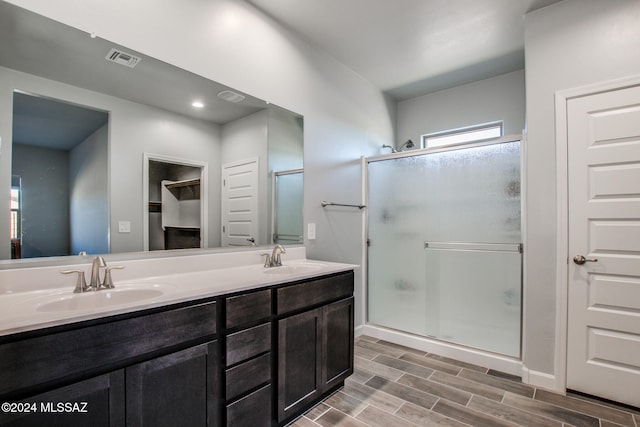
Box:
(217, 90), (245, 103)
(105, 48), (141, 68)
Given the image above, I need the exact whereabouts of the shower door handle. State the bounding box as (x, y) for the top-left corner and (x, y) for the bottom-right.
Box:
(573, 254), (598, 265)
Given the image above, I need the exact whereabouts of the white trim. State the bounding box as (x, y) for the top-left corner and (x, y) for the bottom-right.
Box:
(521, 366), (559, 392)
(520, 128), (528, 367)
(143, 153), (209, 251)
(422, 120), (504, 149)
(367, 134), (522, 164)
(362, 325), (523, 376)
(360, 155), (368, 330)
(554, 74), (640, 396)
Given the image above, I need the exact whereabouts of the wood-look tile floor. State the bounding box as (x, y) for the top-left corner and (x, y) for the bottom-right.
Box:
(291, 336), (640, 427)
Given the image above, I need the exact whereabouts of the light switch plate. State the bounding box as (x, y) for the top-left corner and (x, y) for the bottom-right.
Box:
(307, 223), (316, 240)
(118, 221), (131, 233)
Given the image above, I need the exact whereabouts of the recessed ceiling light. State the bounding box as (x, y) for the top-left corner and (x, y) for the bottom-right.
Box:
(191, 101), (205, 109)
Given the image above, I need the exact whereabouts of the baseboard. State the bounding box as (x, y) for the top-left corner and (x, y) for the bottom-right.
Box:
(361, 324), (523, 377)
(354, 324), (365, 338)
(521, 366), (563, 392)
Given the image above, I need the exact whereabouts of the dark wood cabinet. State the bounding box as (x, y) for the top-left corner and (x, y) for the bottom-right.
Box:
(0, 371), (124, 427)
(277, 307), (323, 423)
(223, 289), (272, 426)
(322, 297), (355, 391)
(0, 269), (354, 427)
(126, 341), (219, 427)
(276, 271), (355, 424)
(0, 300), (218, 427)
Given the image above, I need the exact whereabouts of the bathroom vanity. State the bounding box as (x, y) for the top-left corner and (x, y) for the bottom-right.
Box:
(0, 252), (355, 427)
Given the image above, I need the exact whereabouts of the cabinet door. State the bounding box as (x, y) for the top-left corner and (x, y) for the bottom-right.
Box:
(0, 371), (124, 427)
(277, 308), (322, 423)
(322, 297), (354, 391)
(126, 341), (219, 427)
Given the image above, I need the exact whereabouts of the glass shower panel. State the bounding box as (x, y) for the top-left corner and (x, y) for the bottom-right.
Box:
(367, 141), (521, 356)
(273, 170), (303, 244)
(368, 156), (430, 335)
(424, 243), (521, 357)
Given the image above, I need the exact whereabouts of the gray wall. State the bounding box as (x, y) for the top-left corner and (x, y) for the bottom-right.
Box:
(6, 0), (395, 327)
(69, 123), (109, 255)
(221, 109), (269, 245)
(0, 65), (222, 258)
(268, 108), (304, 172)
(397, 70), (525, 150)
(12, 144), (70, 257)
(524, 0), (640, 376)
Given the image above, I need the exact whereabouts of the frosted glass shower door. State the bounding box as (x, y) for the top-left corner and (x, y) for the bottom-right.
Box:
(424, 242), (521, 357)
(367, 140), (521, 357)
(273, 170), (303, 244)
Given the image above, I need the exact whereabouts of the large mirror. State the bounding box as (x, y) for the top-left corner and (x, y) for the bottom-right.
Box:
(0, 1), (304, 263)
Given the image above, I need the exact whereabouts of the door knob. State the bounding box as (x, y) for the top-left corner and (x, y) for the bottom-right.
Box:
(573, 255), (598, 265)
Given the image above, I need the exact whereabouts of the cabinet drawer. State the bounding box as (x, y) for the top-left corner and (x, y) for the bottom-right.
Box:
(226, 384), (271, 427)
(226, 289), (271, 329)
(226, 353), (270, 401)
(226, 323), (271, 366)
(276, 271), (354, 315)
(0, 300), (217, 399)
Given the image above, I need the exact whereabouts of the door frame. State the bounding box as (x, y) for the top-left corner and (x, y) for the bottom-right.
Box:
(142, 153), (209, 251)
(554, 74), (640, 394)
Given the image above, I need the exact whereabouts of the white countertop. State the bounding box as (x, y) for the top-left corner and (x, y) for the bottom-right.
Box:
(0, 249), (357, 337)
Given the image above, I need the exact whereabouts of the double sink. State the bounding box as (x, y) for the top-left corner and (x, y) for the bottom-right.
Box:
(0, 258), (339, 336)
(37, 261), (328, 313)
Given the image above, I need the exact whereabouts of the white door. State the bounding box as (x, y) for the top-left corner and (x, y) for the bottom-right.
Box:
(567, 84), (640, 407)
(221, 158), (259, 246)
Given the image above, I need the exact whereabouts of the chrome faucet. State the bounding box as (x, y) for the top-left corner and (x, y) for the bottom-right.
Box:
(61, 256), (124, 293)
(271, 244), (286, 267)
(261, 244), (286, 268)
(90, 256), (106, 290)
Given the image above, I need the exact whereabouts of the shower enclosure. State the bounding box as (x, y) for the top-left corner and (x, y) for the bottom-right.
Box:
(367, 139), (522, 357)
(272, 169), (304, 244)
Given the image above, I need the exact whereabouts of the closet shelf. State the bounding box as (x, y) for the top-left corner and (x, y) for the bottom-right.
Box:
(164, 178), (200, 200)
(164, 178), (200, 189)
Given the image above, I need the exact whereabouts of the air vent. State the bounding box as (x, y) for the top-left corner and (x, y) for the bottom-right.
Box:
(217, 90), (245, 103)
(105, 48), (141, 68)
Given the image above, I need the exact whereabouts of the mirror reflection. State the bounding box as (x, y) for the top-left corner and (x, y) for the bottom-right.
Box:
(0, 2), (304, 262)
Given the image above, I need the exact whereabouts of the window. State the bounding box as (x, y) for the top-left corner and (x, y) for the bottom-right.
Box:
(422, 121), (503, 149)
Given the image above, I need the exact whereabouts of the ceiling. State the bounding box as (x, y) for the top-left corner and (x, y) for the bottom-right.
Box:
(13, 92), (109, 150)
(1, 1), (271, 151)
(247, 0), (564, 100)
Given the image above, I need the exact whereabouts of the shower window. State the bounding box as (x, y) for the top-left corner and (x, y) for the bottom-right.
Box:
(422, 121), (503, 149)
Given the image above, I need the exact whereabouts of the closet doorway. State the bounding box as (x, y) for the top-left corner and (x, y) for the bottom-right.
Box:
(143, 154), (208, 251)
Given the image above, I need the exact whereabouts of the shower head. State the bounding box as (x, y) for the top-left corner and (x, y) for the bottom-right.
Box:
(398, 139), (414, 151)
(382, 140), (415, 153)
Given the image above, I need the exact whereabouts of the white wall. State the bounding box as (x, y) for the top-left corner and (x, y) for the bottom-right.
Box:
(69, 124), (109, 255)
(524, 0), (640, 378)
(397, 70), (525, 150)
(0, 65), (222, 257)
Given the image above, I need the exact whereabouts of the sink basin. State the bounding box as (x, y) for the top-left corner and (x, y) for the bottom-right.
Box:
(36, 287), (165, 312)
(263, 262), (327, 275)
